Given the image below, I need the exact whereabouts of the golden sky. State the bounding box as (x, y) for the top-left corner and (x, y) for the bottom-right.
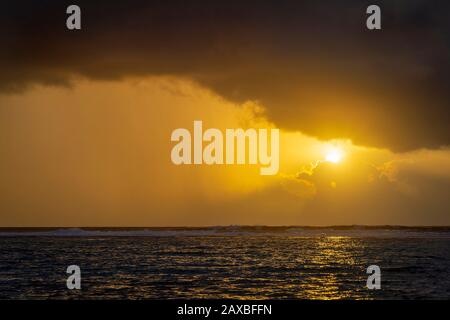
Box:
(1, 77), (449, 226)
(1, 1), (450, 226)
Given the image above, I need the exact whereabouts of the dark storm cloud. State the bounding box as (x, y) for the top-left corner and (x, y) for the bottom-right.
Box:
(1, 0), (449, 151)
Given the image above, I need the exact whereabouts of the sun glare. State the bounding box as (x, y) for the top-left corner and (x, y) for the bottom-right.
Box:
(325, 148), (344, 163)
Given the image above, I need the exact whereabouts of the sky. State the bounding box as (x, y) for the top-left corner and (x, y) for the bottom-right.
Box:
(0, 1), (449, 226)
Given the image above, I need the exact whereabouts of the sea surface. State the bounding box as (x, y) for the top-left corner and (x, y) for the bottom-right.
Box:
(0, 226), (449, 299)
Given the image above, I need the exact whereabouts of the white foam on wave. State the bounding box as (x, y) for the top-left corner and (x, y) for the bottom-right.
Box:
(0, 227), (449, 238)
(0, 228), (226, 237)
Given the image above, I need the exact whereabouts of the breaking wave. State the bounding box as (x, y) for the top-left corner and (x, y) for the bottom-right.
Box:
(0, 226), (449, 238)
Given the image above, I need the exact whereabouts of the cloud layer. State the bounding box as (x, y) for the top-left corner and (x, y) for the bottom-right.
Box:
(1, 0), (450, 150)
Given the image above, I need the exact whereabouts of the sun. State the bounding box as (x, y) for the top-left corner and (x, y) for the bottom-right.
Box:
(325, 148), (344, 163)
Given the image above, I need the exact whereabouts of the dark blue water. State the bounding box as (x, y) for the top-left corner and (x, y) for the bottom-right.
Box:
(0, 227), (450, 299)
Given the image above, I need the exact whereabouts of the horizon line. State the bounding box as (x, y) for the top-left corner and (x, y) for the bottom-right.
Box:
(1, 225), (450, 230)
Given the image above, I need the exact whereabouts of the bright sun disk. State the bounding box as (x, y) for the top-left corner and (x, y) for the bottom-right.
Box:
(325, 149), (344, 163)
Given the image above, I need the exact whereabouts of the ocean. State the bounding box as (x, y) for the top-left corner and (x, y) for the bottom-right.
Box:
(0, 226), (449, 299)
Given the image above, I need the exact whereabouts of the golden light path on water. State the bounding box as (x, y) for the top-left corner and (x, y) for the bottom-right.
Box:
(168, 236), (371, 300)
(302, 237), (365, 300)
